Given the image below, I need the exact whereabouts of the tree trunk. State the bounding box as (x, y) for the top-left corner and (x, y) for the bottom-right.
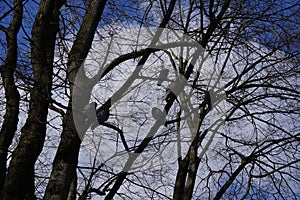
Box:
(44, 1), (107, 199)
(0, 0), (22, 198)
(2, 1), (65, 199)
(173, 138), (201, 200)
(173, 158), (189, 200)
(67, 173), (77, 200)
(183, 145), (200, 200)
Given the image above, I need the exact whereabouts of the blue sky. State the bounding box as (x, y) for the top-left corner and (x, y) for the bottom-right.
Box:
(1, 0), (299, 67)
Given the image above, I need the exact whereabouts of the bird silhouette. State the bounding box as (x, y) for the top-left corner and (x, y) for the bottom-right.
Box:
(91, 99), (111, 130)
(96, 107), (109, 122)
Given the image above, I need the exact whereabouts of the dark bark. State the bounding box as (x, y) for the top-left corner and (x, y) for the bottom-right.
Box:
(0, 0), (22, 198)
(43, 109), (82, 200)
(66, 173), (77, 200)
(43, 1), (107, 199)
(2, 0), (65, 199)
(183, 146), (200, 200)
(173, 158), (189, 200)
(173, 132), (203, 200)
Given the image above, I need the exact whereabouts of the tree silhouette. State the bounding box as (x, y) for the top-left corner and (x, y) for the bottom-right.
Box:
(0, 0), (299, 199)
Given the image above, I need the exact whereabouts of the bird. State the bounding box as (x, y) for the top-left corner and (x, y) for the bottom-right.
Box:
(157, 69), (169, 86)
(91, 107), (110, 130)
(96, 107), (109, 122)
(91, 99), (111, 130)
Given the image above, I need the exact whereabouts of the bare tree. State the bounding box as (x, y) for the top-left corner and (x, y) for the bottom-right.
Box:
(0, 0), (299, 199)
(69, 0), (299, 199)
(44, 1), (108, 199)
(2, 0), (65, 199)
(0, 0), (22, 197)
